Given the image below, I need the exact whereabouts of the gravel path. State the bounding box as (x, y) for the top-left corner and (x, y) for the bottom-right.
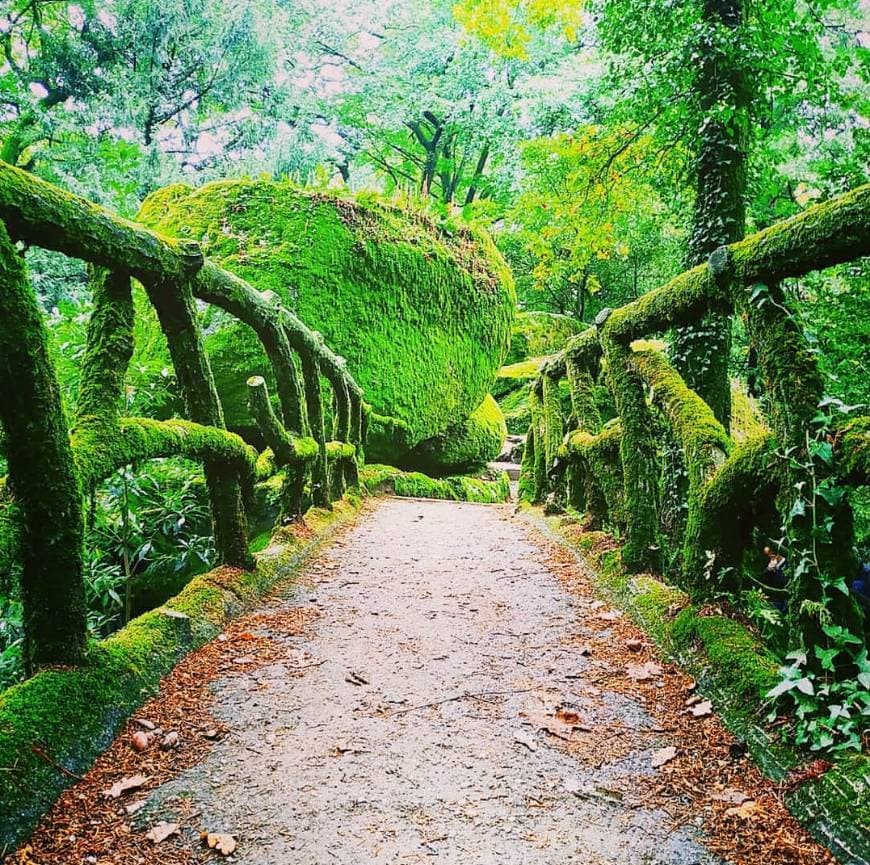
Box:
(143, 498), (724, 864)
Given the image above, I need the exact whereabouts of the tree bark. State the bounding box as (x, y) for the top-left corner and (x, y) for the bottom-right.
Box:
(671, 0), (749, 431)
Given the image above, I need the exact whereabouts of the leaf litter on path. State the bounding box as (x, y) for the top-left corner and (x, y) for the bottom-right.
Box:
(531, 525), (838, 865)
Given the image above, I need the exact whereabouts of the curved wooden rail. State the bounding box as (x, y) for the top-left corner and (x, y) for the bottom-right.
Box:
(520, 184), (870, 647)
(0, 161), (370, 672)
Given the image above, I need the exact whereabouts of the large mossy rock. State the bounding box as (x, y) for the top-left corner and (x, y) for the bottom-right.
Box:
(406, 394), (507, 475)
(139, 181), (515, 463)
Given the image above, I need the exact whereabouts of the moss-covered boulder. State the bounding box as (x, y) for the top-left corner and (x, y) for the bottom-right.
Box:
(406, 394), (507, 475)
(139, 181), (515, 463)
(506, 311), (581, 364)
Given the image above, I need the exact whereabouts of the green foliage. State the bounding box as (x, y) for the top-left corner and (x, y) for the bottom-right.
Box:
(506, 311), (581, 364)
(767, 641), (870, 752)
(505, 126), (685, 321)
(139, 179), (515, 461)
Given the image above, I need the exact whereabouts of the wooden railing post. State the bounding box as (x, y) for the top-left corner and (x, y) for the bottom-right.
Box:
(0, 222), (87, 671)
(143, 273), (252, 568)
(299, 351), (330, 508)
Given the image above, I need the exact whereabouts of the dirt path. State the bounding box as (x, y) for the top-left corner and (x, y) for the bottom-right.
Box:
(14, 498), (833, 865)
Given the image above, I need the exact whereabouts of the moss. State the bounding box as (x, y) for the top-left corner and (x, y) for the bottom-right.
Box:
(838, 415), (870, 484)
(406, 395), (506, 475)
(517, 423), (537, 502)
(686, 433), (779, 589)
(0, 222), (86, 671)
(492, 357), (547, 400)
(564, 420), (625, 528)
(361, 464), (511, 503)
(72, 417), (257, 491)
(506, 311), (581, 364)
(730, 378), (768, 442)
(499, 385), (532, 435)
(138, 179), (516, 462)
(632, 348), (732, 585)
(599, 333), (661, 572)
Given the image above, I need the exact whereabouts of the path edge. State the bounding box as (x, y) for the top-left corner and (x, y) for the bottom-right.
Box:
(0, 493), (366, 855)
(518, 505), (869, 865)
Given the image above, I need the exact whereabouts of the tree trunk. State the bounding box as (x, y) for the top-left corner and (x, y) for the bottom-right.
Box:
(671, 0), (748, 431)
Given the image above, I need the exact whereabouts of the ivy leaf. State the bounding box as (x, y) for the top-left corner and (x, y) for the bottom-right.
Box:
(796, 677), (815, 696)
(814, 645), (840, 672)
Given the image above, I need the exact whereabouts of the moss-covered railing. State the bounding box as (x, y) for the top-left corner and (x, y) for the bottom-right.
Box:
(520, 183), (870, 648)
(0, 161), (369, 674)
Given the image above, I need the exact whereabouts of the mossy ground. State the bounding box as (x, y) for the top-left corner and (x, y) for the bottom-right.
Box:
(361, 464), (510, 503)
(138, 180), (515, 464)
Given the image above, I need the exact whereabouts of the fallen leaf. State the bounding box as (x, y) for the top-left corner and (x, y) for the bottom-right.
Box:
(712, 788), (751, 806)
(555, 707), (582, 726)
(103, 774), (149, 799)
(689, 700), (713, 717)
(725, 799), (759, 820)
(651, 746), (677, 768)
(161, 731), (180, 751)
(146, 822), (179, 844)
(238, 631), (255, 641)
(205, 833), (237, 856)
(626, 662), (662, 682)
(124, 799), (148, 815)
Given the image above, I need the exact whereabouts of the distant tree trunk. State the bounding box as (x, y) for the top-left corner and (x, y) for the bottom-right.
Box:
(464, 142), (491, 206)
(671, 0), (748, 431)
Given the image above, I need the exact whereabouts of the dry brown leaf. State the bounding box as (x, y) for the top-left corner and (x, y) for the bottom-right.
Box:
(712, 788), (751, 806)
(205, 833), (238, 856)
(103, 774), (149, 799)
(145, 822), (179, 844)
(725, 799), (759, 821)
(626, 661), (662, 682)
(689, 700), (713, 718)
(651, 746), (678, 768)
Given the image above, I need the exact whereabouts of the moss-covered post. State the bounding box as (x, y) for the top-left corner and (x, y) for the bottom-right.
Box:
(527, 385), (548, 503)
(632, 348), (733, 589)
(76, 268), (134, 423)
(143, 275), (252, 568)
(299, 351), (330, 508)
(347, 393), (362, 488)
(734, 277), (863, 644)
(565, 356), (601, 433)
(334, 376), (354, 494)
(0, 222), (87, 672)
(601, 332), (661, 572)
